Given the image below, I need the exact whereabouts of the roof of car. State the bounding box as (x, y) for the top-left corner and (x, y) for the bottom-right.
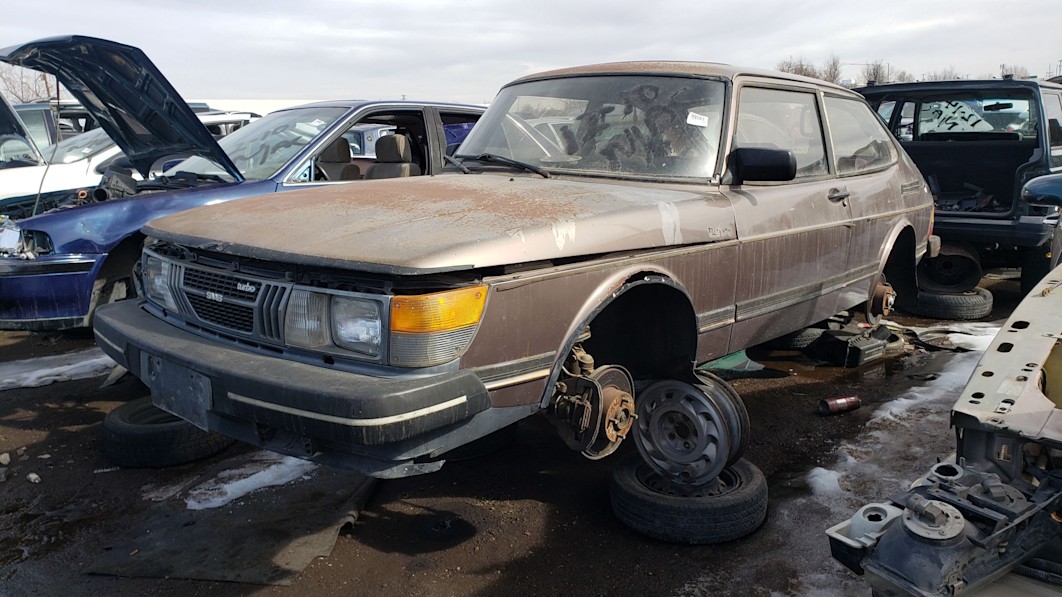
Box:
(857, 78), (1062, 95)
(508, 61), (855, 94)
(275, 99), (486, 111)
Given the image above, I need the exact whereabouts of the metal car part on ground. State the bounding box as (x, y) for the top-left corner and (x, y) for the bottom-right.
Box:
(827, 263), (1062, 594)
(858, 79), (1062, 297)
(0, 35), (484, 331)
(94, 60), (936, 543)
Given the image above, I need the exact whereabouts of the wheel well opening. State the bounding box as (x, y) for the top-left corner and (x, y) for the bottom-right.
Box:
(884, 227), (918, 311)
(98, 234), (145, 284)
(583, 282), (697, 381)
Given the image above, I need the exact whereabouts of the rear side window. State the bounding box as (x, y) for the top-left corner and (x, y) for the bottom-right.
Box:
(1044, 93), (1062, 168)
(734, 87), (827, 179)
(825, 96), (895, 175)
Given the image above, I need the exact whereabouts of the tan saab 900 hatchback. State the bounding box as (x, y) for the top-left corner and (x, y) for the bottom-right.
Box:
(94, 62), (936, 544)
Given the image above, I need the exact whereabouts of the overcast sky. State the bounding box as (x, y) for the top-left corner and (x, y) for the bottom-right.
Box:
(4, 0), (1061, 106)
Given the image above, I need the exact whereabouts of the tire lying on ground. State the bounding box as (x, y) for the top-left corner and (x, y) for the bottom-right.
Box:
(765, 326), (827, 350)
(102, 397), (235, 468)
(610, 454), (768, 544)
(907, 287), (994, 321)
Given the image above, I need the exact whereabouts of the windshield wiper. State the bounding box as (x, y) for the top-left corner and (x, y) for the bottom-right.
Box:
(462, 153), (550, 179)
(443, 154), (472, 174)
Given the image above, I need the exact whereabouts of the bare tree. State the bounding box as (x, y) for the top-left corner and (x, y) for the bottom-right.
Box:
(819, 54), (842, 84)
(1000, 64), (1030, 78)
(776, 56), (819, 79)
(861, 60), (891, 85)
(0, 64), (55, 103)
(925, 67), (963, 81)
(892, 69), (915, 83)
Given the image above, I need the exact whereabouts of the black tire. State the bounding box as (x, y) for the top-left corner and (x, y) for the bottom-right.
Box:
(1021, 231), (1062, 296)
(917, 243), (982, 294)
(610, 455), (768, 544)
(908, 288), (993, 321)
(102, 397), (235, 468)
(765, 326), (826, 350)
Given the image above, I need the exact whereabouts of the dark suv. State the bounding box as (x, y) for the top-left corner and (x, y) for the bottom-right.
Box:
(859, 78), (1062, 297)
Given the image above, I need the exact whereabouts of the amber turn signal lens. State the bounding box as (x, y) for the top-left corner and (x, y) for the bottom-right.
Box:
(390, 285), (487, 333)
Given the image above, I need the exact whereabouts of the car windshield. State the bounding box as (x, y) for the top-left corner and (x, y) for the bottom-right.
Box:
(458, 75), (725, 178)
(45, 128), (115, 164)
(168, 106), (349, 181)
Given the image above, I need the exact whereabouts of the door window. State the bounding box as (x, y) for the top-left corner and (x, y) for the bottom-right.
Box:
(734, 87), (827, 179)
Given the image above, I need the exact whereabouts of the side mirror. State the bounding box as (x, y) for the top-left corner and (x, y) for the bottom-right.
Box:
(727, 147), (796, 184)
(1022, 174), (1062, 208)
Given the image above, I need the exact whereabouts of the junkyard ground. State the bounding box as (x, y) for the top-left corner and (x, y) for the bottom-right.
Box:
(0, 279), (1033, 596)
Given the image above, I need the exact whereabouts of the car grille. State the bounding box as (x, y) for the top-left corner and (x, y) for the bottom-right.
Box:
(176, 264), (288, 341)
(186, 294), (255, 333)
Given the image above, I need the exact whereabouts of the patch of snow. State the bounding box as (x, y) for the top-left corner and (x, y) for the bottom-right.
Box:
(0, 347), (117, 391)
(807, 467), (842, 495)
(184, 451), (317, 510)
(870, 351), (982, 422)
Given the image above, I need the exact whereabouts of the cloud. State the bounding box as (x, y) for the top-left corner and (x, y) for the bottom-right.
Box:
(3, 0), (1060, 105)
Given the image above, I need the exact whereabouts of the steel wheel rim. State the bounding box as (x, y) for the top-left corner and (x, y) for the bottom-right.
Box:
(634, 381), (731, 486)
(635, 460), (743, 498)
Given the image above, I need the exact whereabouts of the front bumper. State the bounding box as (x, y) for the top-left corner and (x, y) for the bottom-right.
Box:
(93, 300), (500, 477)
(0, 253), (103, 330)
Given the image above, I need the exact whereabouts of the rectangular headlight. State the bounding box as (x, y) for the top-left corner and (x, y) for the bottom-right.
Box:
(331, 296), (382, 356)
(142, 254), (178, 310)
(284, 289), (331, 349)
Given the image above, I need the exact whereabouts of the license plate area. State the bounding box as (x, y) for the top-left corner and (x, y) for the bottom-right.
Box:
(142, 353), (212, 431)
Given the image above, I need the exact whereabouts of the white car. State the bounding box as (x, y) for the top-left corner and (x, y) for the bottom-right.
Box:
(0, 111), (257, 215)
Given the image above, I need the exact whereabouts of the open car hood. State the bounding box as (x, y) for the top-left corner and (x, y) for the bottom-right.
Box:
(0, 35), (242, 181)
(0, 94), (42, 167)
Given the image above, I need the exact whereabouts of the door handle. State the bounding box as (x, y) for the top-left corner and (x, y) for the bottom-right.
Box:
(827, 189), (850, 202)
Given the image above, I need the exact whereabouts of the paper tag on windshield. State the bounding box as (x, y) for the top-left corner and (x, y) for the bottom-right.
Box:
(686, 112), (709, 127)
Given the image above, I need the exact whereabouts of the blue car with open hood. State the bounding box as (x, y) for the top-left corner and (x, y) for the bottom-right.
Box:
(0, 35), (484, 330)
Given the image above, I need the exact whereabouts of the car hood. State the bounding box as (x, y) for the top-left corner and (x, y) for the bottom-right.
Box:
(0, 95), (42, 165)
(0, 35), (242, 181)
(144, 175), (736, 275)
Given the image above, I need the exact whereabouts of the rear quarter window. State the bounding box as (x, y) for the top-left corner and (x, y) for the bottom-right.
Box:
(824, 96), (896, 175)
(1043, 93), (1062, 168)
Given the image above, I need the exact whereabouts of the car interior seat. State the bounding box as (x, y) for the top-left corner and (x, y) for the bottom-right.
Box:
(316, 137), (361, 180)
(364, 134), (422, 179)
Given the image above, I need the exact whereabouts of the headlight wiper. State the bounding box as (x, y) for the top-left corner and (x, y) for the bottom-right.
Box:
(461, 153), (551, 179)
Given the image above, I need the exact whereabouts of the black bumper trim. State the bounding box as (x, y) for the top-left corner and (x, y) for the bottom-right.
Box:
(93, 300), (492, 447)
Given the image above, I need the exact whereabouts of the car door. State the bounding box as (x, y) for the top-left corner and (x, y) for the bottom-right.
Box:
(822, 94), (909, 311)
(723, 83), (854, 348)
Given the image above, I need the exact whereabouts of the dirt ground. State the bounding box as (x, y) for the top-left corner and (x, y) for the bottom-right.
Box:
(0, 279), (1028, 596)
